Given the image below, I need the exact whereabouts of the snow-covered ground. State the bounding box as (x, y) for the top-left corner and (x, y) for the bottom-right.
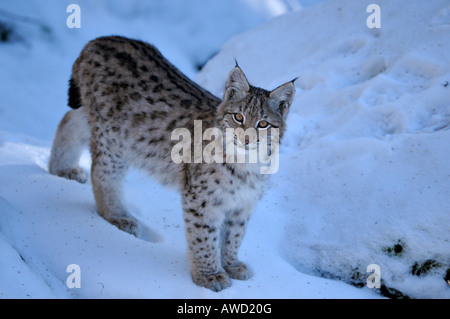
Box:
(1, 0), (449, 299)
(197, 0), (450, 299)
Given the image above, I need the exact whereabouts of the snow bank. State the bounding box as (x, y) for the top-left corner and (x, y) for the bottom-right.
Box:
(197, 0), (450, 298)
(0, 131), (376, 298)
(0, 0), (379, 299)
(1, 0), (449, 299)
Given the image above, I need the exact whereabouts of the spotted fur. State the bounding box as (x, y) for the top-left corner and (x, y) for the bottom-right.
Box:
(49, 36), (295, 291)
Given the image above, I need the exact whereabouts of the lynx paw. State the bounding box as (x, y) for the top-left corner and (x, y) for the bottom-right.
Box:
(108, 216), (140, 237)
(224, 262), (253, 280)
(192, 271), (231, 292)
(54, 167), (87, 184)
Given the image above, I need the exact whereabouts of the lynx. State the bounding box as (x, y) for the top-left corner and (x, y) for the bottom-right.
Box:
(49, 36), (295, 292)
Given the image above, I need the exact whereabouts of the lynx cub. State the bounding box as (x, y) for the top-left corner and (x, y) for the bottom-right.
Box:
(49, 36), (295, 292)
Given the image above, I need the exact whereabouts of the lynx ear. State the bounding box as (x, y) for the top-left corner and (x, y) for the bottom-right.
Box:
(223, 66), (250, 101)
(269, 81), (296, 118)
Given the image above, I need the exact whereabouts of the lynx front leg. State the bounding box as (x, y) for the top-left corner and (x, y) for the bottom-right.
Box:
(90, 146), (139, 237)
(221, 209), (253, 280)
(182, 197), (231, 292)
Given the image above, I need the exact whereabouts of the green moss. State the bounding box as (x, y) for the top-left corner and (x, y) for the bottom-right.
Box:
(444, 268), (450, 285)
(382, 239), (404, 256)
(380, 284), (411, 299)
(411, 259), (442, 276)
(0, 22), (12, 42)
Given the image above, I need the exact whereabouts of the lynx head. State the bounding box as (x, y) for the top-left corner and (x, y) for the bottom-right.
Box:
(216, 65), (296, 151)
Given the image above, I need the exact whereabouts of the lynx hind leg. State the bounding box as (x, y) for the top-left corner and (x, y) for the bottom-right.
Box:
(90, 145), (140, 237)
(49, 108), (89, 183)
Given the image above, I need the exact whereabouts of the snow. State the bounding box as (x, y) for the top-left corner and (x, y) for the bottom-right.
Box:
(197, 0), (450, 298)
(1, 0), (449, 299)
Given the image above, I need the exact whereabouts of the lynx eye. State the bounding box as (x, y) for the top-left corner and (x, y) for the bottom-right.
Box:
(232, 113), (244, 124)
(257, 120), (270, 129)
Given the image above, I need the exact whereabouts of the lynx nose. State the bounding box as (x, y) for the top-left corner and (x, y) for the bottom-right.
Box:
(235, 130), (257, 146)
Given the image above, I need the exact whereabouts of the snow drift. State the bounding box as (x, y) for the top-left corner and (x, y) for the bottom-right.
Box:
(197, 0), (450, 298)
(1, 0), (449, 299)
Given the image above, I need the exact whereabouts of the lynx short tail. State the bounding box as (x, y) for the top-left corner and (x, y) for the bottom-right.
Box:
(68, 77), (82, 109)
